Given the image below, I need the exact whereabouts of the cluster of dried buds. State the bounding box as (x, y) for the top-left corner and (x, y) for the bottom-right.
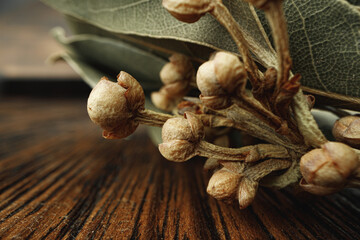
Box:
(86, 0), (360, 209)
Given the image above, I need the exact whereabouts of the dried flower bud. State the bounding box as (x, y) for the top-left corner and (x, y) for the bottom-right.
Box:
(162, 0), (215, 23)
(198, 95), (229, 110)
(159, 112), (204, 161)
(154, 54), (193, 112)
(161, 112), (204, 143)
(299, 178), (339, 195)
(207, 169), (241, 200)
(197, 61), (225, 96)
(117, 71), (145, 112)
(160, 54), (193, 85)
(87, 72), (145, 139)
(300, 142), (359, 187)
(238, 178), (258, 209)
(197, 52), (246, 109)
(332, 116), (360, 148)
(212, 51), (247, 94)
(151, 91), (176, 112)
(158, 139), (196, 162)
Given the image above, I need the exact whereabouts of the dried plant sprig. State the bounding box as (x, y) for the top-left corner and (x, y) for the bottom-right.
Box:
(85, 0), (360, 211)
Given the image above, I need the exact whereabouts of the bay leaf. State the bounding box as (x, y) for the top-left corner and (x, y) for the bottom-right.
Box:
(41, 0), (277, 68)
(64, 15), (214, 63)
(52, 27), (165, 90)
(283, 0), (360, 98)
(257, 0), (360, 99)
(43, 0), (360, 102)
(53, 52), (110, 88)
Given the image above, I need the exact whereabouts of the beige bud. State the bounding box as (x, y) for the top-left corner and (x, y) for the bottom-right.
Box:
(160, 54), (193, 85)
(162, 0), (214, 23)
(116, 71), (145, 112)
(162, 117), (195, 143)
(333, 116), (360, 148)
(151, 91), (176, 112)
(213, 51), (247, 94)
(160, 113), (204, 162)
(199, 94), (230, 110)
(207, 169), (241, 200)
(87, 77), (139, 139)
(159, 139), (196, 162)
(300, 142), (359, 187)
(238, 178), (258, 209)
(299, 178), (339, 195)
(197, 61), (225, 96)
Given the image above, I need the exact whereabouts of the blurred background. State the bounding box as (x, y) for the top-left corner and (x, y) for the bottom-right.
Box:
(0, 0), (90, 97)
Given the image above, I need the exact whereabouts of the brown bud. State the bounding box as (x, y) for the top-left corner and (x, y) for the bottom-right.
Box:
(160, 54), (193, 85)
(207, 169), (241, 200)
(238, 178), (258, 209)
(197, 61), (225, 96)
(154, 54), (193, 112)
(87, 74), (144, 139)
(300, 142), (359, 187)
(161, 113), (204, 143)
(213, 51), (247, 94)
(160, 112), (204, 161)
(333, 116), (360, 148)
(159, 139), (196, 162)
(199, 95), (230, 110)
(197, 52), (246, 109)
(151, 91), (176, 112)
(117, 71), (145, 112)
(299, 178), (339, 195)
(162, 0), (215, 23)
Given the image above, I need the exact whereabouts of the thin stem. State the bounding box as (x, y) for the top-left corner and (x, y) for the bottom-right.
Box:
(265, 1), (292, 93)
(204, 106), (307, 153)
(135, 109), (173, 127)
(211, 2), (260, 86)
(244, 159), (292, 181)
(197, 141), (290, 161)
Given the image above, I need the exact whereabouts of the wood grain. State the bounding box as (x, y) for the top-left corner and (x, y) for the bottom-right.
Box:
(0, 97), (359, 240)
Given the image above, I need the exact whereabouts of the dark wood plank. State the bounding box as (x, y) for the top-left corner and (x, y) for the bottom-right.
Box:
(0, 97), (359, 239)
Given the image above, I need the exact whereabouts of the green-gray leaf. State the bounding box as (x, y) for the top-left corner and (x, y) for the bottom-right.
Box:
(43, 0), (360, 99)
(283, 0), (360, 98)
(52, 27), (165, 90)
(41, 0), (277, 68)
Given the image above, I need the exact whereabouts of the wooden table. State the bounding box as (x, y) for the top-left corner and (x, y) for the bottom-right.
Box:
(0, 97), (359, 239)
